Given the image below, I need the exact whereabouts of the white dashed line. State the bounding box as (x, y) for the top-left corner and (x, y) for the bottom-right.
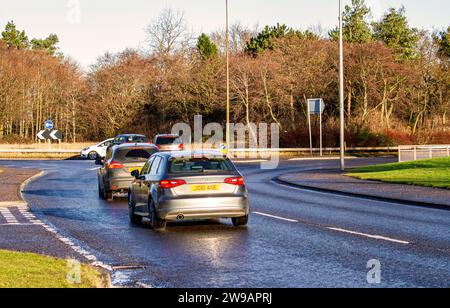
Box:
(251, 210), (410, 245)
(252, 211), (299, 223)
(326, 227), (410, 245)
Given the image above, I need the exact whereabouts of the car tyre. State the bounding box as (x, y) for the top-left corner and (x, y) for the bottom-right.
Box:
(98, 181), (104, 199)
(232, 215), (249, 227)
(88, 151), (98, 160)
(148, 199), (166, 231)
(104, 190), (113, 202)
(128, 194), (141, 224)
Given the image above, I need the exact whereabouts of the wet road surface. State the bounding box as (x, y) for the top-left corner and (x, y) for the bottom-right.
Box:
(0, 158), (449, 288)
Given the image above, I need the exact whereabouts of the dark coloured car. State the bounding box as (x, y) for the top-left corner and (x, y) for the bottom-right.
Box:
(98, 143), (159, 201)
(128, 151), (249, 231)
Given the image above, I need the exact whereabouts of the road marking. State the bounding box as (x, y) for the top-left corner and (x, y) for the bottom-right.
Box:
(234, 160), (269, 163)
(251, 208), (410, 245)
(253, 211), (299, 223)
(327, 227), (410, 245)
(0, 208), (18, 224)
(89, 167), (100, 171)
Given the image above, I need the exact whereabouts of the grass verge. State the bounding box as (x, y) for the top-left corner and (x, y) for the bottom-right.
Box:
(0, 250), (107, 288)
(347, 157), (450, 189)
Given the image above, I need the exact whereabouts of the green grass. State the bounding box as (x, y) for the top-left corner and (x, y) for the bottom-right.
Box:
(0, 250), (107, 288)
(347, 157), (450, 189)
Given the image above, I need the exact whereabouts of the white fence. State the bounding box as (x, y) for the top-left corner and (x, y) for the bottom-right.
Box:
(398, 145), (450, 162)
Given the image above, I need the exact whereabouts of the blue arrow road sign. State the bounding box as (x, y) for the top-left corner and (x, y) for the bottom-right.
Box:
(45, 120), (54, 130)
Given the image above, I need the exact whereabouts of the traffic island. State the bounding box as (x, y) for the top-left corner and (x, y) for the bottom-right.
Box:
(278, 164), (450, 209)
(0, 250), (106, 288)
(0, 167), (42, 207)
(0, 166), (111, 288)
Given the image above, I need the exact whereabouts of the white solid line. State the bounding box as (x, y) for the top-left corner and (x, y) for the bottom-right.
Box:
(89, 167), (100, 171)
(253, 211), (299, 223)
(327, 227), (410, 245)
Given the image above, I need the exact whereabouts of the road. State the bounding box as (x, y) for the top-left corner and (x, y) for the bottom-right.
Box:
(0, 158), (449, 288)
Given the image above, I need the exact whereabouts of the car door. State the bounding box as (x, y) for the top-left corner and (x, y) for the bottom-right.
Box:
(137, 156), (162, 212)
(133, 156), (154, 208)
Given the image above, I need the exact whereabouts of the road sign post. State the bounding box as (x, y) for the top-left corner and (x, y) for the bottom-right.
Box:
(307, 101), (313, 157)
(306, 99), (326, 157)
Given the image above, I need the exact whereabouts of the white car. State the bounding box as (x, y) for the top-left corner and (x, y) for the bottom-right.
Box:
(81, 138), (114, 160)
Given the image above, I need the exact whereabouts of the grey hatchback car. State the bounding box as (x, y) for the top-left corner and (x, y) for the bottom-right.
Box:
(128, 151), (249, 230)
(98, 143), (159, 201)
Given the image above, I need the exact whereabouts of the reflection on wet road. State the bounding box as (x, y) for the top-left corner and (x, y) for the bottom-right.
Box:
(1, 158), (449, 288)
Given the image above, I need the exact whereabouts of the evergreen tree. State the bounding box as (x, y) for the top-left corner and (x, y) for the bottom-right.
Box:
(329, 0), (372, 44)
(197, 33), (218, 59)
(373, 7), (419, 60)
(1, 21), (29, 50)
(31, 34), (60, 56)
(434, 26), (450, 59)
(245, 23), (318, 54)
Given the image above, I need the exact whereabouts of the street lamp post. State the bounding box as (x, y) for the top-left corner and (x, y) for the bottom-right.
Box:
(225, 0), (231, 153)
(339, 0), (346, 171)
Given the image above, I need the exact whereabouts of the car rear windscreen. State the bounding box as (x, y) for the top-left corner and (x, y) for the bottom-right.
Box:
(156, 137), (181, 145)
(169, 158), (235, 174)
(116, 148), (157, 162)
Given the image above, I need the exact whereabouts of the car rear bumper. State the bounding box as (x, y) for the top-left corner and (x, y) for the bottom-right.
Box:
(156, 196), (249, 221)
(107, 177), (133, 192)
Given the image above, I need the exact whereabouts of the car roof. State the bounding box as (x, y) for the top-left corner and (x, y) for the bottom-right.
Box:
(112, 143), (158, 151)
(116, 134), (147, 138)
(156, 150), (226, 159)
(155, 134), (180, 138)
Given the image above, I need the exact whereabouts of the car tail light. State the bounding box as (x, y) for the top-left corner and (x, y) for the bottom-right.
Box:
(108, 161), (124, 169)
(156, 145), (161, 150)
(224, 177), (245, 186)
(160, 179), (186, 189)
(178, 143), (185, 150)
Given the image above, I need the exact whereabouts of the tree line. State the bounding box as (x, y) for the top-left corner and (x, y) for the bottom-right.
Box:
(0, 0), (449, 147)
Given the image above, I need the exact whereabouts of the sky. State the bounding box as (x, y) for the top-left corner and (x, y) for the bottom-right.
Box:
(1, 0), (449, 70)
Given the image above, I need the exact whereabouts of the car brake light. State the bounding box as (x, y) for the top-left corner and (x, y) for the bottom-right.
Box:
(178, 143), (184, 150)
(224, 177), (245, 186)
(156, 145), (161, 150)
(108, 161), (124, 169)
(160, 179), (186, 189)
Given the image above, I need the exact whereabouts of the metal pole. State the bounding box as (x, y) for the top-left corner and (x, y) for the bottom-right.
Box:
(320, 110), (323, 157)
(307, 101), (313, 157)
(339, 0), (345, 171)
(225, 0), (231, 155)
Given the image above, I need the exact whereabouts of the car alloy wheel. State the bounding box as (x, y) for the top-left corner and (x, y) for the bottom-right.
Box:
(88, 151), (98, 160)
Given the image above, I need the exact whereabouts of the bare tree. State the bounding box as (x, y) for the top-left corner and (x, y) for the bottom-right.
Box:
(146, 9), (189, 56)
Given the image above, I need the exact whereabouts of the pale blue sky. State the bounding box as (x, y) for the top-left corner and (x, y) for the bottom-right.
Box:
(1, 0), (449, 69)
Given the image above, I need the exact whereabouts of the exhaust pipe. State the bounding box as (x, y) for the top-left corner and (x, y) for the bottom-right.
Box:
(176, 214), (185, 221)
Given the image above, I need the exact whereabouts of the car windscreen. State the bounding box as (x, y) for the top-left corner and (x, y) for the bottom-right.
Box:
(156, 137), (181, 145)
(115, 136), (149, 144)
(115, 148), (157, 162)
(168, 157), (235, 174)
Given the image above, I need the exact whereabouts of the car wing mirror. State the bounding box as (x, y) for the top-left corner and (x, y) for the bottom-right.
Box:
(131, 170), (140, 178)
(95, 158), (104, 166)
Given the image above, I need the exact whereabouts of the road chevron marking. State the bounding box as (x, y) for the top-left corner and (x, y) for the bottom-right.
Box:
(252, 211), (299, 223)
(326, 227), (410, 245)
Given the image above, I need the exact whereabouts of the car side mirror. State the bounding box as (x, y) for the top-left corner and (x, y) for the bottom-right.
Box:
(131, 170), (140, 178)
(95, 158), (104, 166)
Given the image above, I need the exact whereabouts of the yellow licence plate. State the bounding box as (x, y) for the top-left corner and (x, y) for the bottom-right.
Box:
(191, 184), (221, 192)
(129, 167), (142, 173)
